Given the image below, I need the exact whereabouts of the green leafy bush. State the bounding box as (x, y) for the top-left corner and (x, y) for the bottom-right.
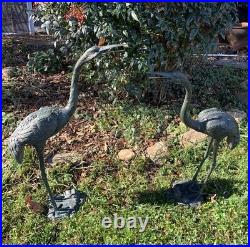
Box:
(33, 3), (238, 100)
(27, 49), (62, 74)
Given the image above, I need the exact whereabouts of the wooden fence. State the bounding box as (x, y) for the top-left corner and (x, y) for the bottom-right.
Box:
(2, 2), (34, 34)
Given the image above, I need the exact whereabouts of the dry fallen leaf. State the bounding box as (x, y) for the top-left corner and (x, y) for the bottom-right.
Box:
(210, 194), (217, 203)
(103, 141), (108, 152)
(25, 195), (47, 214)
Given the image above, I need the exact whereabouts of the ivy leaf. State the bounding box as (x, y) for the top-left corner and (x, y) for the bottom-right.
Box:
(131, 11), (139, 22)
(81, 26), (87, 35)
(123, 30), (128, 37)
(186, 17), (192, 29)
(52, 20), (59, 27)
(41, 20), (51, 35)
(190, 29), (198, 40)
(220, 32), (225, 40)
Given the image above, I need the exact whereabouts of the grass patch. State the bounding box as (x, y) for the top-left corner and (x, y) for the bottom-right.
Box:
(2, 109), (248, 244)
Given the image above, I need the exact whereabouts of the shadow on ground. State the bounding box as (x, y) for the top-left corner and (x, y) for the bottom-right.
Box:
(136, 178), (240, 205)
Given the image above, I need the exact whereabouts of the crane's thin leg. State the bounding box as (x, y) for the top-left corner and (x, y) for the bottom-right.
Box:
(36, 148), (57, 209)
(192, 137), (213, 181)
(201, 139), (219, 191)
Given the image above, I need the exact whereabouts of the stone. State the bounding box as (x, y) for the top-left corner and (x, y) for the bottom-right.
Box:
(240, 22), (248, 28)
(2, 67), (18, 80)
(118, 149), (135, 161)
(227, 109), (247, 123)
(146, 141), (168, 162)
(226, 24), (248, 51)
(180, 129), (207, 148)
(50, 152), (82, 165)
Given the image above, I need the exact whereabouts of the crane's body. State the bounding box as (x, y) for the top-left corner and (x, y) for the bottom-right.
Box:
(149, 71), (240, 203)
(9, 106), (65, 163)
(197, 108), (240, 147)
(9, 44), (127, 219)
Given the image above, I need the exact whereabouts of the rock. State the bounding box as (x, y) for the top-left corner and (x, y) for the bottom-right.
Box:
(180, 129), (207, 148)
(146, 141), (168, 162)
(2, 68), (11, 80)
(118, 149), (135, 161)
(50, 152), (82, 165)
(240, 22), (248, 28)
(2, 67), (18, 80)
(226, 24), (248, 51)
(227, 109), (247, 123)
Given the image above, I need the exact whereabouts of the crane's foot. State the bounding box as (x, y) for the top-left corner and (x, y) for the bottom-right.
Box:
(47, 188), (86, 220)
(170, 180), (205, 207)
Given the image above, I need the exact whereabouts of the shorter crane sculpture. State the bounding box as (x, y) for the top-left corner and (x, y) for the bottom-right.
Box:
(149, 71), (240, 206)
(9, 44), (127, 219)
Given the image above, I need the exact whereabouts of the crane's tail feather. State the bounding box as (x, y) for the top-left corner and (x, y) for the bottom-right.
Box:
(227, 133), (240, 149)
(8, 139), (24, 164)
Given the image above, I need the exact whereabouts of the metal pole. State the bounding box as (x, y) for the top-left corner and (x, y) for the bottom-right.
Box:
(26, 2), (34, 35)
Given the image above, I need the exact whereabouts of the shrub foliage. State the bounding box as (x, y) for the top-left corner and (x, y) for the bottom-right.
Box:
(32, 2), (238, 100)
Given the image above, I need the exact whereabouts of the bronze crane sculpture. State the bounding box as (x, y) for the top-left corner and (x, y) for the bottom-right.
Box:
(149, 71), (240, 206)
(8, 44), (127, 219)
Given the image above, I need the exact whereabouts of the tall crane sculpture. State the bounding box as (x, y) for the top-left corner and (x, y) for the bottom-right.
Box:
(9, 44), (127, 219)
(149, 71), (240, 206)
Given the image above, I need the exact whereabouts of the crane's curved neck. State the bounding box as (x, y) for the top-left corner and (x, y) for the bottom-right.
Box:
(64, 56), (86, 118)
(64, 67), (81, 117)
(180, 79), (202, 132)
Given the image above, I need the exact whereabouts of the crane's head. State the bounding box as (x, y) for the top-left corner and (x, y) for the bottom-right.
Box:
(147, 71), (191, 84)
(8, 138), (24, 164)
(75, 44), (128, 67)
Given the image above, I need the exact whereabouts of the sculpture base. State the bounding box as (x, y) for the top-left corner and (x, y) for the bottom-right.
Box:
(48, 188), (85, 220)
(170, 180), (204, 207)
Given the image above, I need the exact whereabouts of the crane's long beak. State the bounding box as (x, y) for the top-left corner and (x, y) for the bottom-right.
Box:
(147, 72), (176, 80)
(147, 71), (191, 81)
(148, 76), (165, 79)
(76, 44), (128, 66)
(99, 43), (128, 53)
